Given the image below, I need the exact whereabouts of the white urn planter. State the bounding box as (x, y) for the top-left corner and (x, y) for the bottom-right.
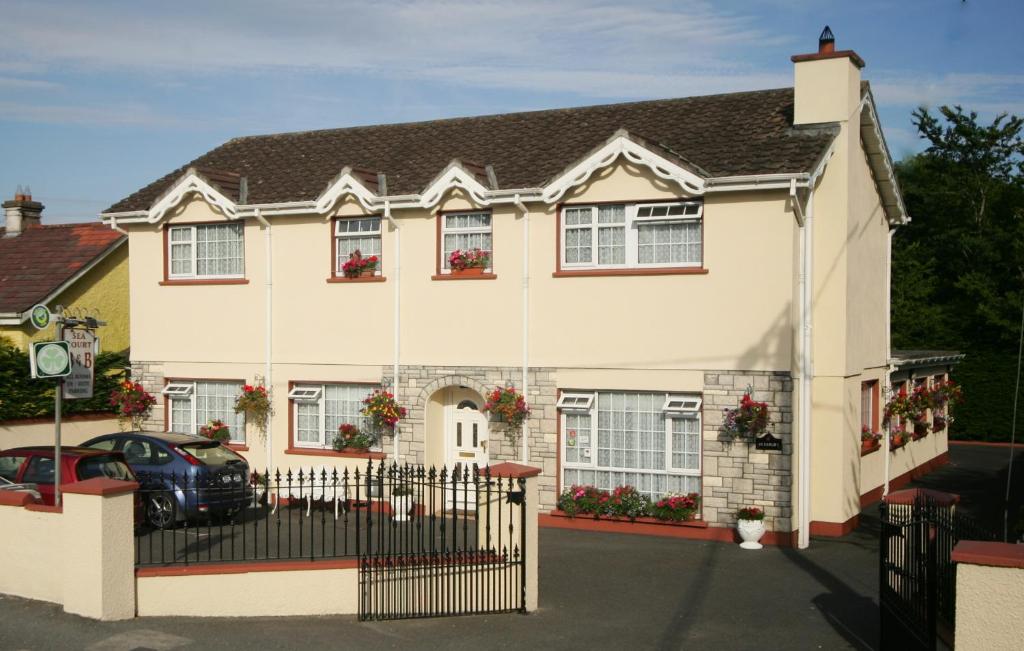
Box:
(390, 493), (413, 522)
(737, 518), (766, 550)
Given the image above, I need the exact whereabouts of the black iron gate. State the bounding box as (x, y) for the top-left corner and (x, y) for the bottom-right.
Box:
(358, 463), (527, 620)
(879, 496), (998, 650)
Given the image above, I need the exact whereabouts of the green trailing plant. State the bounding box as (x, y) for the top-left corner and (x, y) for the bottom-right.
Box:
(235, 384), (271, 436)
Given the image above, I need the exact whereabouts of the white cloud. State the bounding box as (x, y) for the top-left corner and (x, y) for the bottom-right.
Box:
(0, 77), (62, 90)
(0, 101), (185, 127)
(870, 71), (1024, 117)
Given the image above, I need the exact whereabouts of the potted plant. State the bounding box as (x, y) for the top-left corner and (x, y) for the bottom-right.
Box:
(736, 506), (766, 549)
(341, 249), (379, 278)
(722, 393), (769, 440)
(606, 485), (651, 522)
(334, 423), (375, 452)
(390, 484), (414, 522)
(109, 380), (157, 431)
(199, 419), (231, 442)
(861, 426), (882, 453)
(448, 248), (490, 276)
(556, 485), (611, 518)
(235, 383), (270, 436)
(362, 389), (407, 436)
(890, 426), (908, 450)
(649, 492), (701, 522)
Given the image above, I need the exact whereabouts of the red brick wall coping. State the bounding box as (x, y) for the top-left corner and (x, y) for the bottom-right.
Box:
(136, 558), (359, 577)
(63, 478), (139, 497)
(481, 462), (542, 479)
(952, 541), (1024, 569)
(0, 412), (116, 426)
(884, 487), (960, 507)
(0, 491), (35, 507)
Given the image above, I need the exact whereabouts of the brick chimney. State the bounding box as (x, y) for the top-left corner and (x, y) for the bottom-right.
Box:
(791, 26), (865, 126)
(2, 185), (44, 237)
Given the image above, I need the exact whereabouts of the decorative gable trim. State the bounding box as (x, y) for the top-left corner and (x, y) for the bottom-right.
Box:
(419, 160), (493, 209)
(541, 131), (707, 204)
(147, 168), (239, 224)
(315, 167), (380, 214)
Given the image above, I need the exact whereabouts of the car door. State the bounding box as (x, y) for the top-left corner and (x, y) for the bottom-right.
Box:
(20, 455), (56, 505)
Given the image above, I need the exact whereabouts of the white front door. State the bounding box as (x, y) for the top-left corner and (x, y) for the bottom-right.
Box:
(446, 393), (489, 510)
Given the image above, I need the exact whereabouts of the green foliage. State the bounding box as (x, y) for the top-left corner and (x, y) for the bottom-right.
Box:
(893, 106), (1024, 440)
(0, 336), (127, 421)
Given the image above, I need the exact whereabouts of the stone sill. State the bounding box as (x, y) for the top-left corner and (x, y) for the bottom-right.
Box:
(547, 509), (707, 529)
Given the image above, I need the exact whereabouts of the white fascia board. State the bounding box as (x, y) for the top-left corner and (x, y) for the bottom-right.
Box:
(0, 238), (127, 325)
(859, 94), (909, 225)
(704, 173), (811, 193)
(147, 171), (239, 224)
(541, 135), (706, 203)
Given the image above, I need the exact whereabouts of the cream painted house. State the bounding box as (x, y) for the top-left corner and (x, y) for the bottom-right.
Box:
(100, 31), (934, 546)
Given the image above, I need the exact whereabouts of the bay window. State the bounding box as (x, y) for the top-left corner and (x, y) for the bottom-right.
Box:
(168, 223), (244, 279)
(289, 383), (377, 450)
(561, 202), (702, 270)
(163, 380), (246, 444)
(559, 390), (702, 500)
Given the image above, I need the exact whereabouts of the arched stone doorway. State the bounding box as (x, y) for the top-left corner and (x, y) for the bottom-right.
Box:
(421, 380), (490, 473)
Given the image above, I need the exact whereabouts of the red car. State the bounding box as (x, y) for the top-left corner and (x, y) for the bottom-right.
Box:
(0, 447), (142, 520)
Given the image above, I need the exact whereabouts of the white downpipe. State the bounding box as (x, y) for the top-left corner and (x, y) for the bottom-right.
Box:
(515, 195), (530, 463)
(254, 208), (273, 474)
(798, 186), (815, 550)
(385, 201), (401, 460)
(883, 228), (895, 497)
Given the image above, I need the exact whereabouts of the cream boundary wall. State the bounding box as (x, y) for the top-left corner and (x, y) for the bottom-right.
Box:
(0, 503), (62, 604)
(137, 568), (359, 617)
(1, 416), (120, 449)
(955, 562), (1024, 650)
(0, 480), (136, 621)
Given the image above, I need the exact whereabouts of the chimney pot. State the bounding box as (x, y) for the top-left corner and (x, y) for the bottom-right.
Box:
(818, 25), (836, 54)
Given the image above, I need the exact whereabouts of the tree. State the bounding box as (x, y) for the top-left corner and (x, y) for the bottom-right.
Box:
(893, 106), (1024, 439)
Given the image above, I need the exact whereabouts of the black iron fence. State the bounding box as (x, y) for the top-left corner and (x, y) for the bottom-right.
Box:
(879, 496), (998, 650)
(134, 461), (524, 568)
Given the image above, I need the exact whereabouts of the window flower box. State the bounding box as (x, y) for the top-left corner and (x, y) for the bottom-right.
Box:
(548, 509), (707, 529)
(451, 266), (486, 277)
(861, 426), (882, 455)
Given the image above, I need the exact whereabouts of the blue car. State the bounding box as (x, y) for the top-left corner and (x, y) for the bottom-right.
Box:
(81, 432), (252, 529)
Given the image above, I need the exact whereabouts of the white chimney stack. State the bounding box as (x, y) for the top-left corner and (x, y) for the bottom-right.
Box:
(3, 186), (44, 237)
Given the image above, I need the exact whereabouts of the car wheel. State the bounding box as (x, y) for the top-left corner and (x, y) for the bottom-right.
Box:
(146, 492), (177, 530)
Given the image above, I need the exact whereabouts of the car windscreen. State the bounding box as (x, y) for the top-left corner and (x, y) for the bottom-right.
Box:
(76, 455), (135, 482)
(178, 443), (244, 466)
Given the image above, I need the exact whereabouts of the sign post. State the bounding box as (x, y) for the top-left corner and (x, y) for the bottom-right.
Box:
(29, 307), (106, 507)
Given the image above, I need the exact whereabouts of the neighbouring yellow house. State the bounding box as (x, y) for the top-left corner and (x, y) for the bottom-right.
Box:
(100, 30), (948, 546)
(1, 190), (129, 353)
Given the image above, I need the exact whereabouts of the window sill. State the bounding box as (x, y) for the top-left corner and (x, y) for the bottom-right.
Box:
(159, 278), (250, 286)
(431, 273), (497, 281)
(553, 267), (708, 278)
(326, 275), (386, 283)
(285, 447), (387, 460)
(225, 443), (249, 452)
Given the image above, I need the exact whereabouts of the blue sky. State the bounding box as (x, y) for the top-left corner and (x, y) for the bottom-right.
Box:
(1, 0), (1021, 224)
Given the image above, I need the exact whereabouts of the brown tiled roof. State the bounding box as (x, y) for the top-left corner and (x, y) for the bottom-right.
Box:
(106, 88), (835, 213)
(0, 224), (125, 314)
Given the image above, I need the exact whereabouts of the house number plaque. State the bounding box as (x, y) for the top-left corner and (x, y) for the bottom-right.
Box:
(755, 432), (783, 451)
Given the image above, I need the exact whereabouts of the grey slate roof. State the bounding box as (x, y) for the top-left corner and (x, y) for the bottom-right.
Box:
(105, 87), (835, 213)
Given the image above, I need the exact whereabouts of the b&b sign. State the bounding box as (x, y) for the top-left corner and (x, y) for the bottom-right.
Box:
(62, 329), (98, 400)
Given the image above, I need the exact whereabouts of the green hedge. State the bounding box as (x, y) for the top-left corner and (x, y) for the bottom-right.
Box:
(0, 336), (128, 421)
(949, 347), (1024, 442)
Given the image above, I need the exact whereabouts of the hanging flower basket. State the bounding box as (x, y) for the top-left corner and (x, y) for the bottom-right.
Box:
(482, 385), (530, 444)
(362, 389), (406, 435)
(722, 393), (769, 440)
(109, 380), (156, 431)
(235, 384), (271, 435)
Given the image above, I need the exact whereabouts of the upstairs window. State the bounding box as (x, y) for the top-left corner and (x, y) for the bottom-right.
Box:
(561, 202), (702, 270)
(442, 212), (492, 271)
(335, 217), (382, 276)
(168, 223), (244, 279)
